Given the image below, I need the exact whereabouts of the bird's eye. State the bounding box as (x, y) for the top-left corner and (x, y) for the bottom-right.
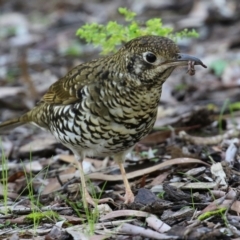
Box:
(143, 52), (157, 63)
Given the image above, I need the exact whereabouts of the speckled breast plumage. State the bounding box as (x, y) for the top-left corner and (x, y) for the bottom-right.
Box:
(37, 80), (161, 156)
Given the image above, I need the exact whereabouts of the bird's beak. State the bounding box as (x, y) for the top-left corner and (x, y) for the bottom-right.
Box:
(162, 53), (207, 68)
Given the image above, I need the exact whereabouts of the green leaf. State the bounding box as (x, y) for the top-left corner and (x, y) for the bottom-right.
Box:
(229, 102), (240, 111)
(76, 7), (199, 54)
(118, 7), (136, 21)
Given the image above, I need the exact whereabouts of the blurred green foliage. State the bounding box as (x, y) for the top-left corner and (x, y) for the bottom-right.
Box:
(76, 8), (198, 55)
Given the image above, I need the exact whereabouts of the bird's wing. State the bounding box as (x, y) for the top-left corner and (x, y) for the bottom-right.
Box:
(42, 64), (94, 105)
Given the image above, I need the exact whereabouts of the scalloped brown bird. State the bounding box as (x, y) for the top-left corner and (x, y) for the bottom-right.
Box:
(0, 36), (206, 208)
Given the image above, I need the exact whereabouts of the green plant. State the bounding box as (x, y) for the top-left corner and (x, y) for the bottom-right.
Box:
(65, 197), (97, 235)
(20, 155), (50, 233)
(0, 141), (9, 215)
(198, 207), (227, 221)
(190, 188), (195, 210)
(157, 191), (165, 199)
(25, 210), (59, 223)
(0, 220), (11, 229)
(83, 179), (108, 235)
(178, 171), (217, 210)
(76, 7), (198, 55)
(218, 99), (230, 134)
(62, 179), (107, 236)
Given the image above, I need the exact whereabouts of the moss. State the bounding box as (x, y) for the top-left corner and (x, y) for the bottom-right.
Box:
(25, 210), (59, 223)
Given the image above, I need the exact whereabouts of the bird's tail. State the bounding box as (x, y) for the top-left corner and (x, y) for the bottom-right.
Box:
(0, 114), (30, 133)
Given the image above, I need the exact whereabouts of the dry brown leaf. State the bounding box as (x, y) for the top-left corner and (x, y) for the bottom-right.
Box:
(7, 215), (26, 224)
(100, 209), (156, 221)
(58, 155), (103, 169)
(40, 178), (61, 195)
(150, 170), (171, 186)
(19, 135), (57, 154)
(42, 171), (79, 194)
(222, 200), (240, 214)
(140, 126), (200, 144)
(8, 171), (25, 182)
(58, 154), (75, 164)
(200, 196), (226, 214)
(201, 198), (240, 215)
(169, 182), (217, 189)
(0, 183), (19, 199)
(59, 215), (84, 224)
(88, 158), (210, 182)
(211, 189), (236, 199)
(60, 166), (76, 175)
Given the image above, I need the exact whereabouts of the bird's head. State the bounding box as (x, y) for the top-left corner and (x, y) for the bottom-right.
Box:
(117, 35), (206, 87)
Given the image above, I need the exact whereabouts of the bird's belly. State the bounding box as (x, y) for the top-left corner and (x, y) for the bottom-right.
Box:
(49, 105), (156, 157)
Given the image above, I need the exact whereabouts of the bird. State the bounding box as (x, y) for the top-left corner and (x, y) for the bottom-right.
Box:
(0, 35), (206, 209)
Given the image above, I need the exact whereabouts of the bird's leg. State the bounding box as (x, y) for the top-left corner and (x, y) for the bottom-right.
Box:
(118, 162), (135, 204)
(75, 155), (113, 208)
(74, 156), (96, 208)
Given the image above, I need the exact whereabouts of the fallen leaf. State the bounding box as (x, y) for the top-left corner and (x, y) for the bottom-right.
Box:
(169, 182), (217, 189)
(211, 162), (227, 186)
(88, 158), (210, 181)
(100, 209), (156, 221)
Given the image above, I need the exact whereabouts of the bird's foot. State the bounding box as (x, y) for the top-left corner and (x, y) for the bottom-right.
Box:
(117, 162), (135, 204)
(123, 189), (135, 204)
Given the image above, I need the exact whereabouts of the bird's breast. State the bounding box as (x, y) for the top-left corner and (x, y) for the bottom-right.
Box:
(44, 84), (160, 155)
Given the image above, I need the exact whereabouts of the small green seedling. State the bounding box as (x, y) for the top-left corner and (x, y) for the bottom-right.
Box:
(25, 210), (59, 223)
(198, 207), (227, 221)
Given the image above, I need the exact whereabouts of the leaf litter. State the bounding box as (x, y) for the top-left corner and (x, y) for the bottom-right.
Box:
(1, 0), (240, 239)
